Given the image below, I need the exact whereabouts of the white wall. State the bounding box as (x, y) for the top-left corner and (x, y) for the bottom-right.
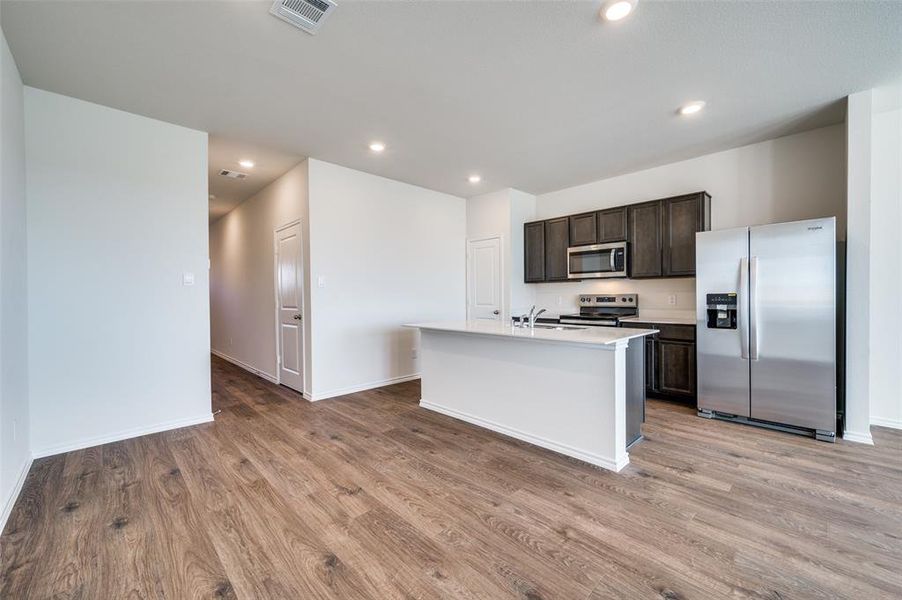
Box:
(307, 159), (466, 399)
(466, 188), (537, 320)
(467, 189), (511, 316)
(0, 30), (31, 528)
(528, 124), (847, 315)
(536, 278), (697, 318)
(868, 89), (902, 430)
(209, 160), (309, 392)
(25, 88), (211, 456)
(845, 91), (874, 444)
(509, 189), (538, 316)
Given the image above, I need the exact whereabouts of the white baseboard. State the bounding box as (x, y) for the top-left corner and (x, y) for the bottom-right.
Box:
(1, 455), (34, 534)
(32, 413), (215, 459)
(842, 429), (875, 445)
(311, 373), (420, 402)
(211, 349), (278, 384)
(419, 399), (629, 472)
(870, 416), (902, 430)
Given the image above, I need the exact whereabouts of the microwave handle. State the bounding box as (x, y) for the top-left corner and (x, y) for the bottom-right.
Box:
(609, 249), (616, 272)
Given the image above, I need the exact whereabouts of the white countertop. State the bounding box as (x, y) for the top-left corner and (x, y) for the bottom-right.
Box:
(406, 320), (657, 347)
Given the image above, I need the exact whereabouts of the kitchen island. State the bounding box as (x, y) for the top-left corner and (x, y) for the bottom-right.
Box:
(405, 320), (657, 472)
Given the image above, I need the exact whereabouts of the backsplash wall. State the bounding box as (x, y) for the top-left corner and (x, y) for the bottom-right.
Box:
(532, 278), (696, 316)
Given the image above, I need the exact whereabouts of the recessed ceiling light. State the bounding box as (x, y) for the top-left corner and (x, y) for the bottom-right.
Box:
(238, 159), (255, 168)
(601, 0), (635, 22)
(468, 175), (482, 184)
(369, 141), (386, 153)
(678, 101), (706, 116)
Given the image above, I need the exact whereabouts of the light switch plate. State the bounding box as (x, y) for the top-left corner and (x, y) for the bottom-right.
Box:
(317, 275), (326, 288)
(183, 272), (195, 286)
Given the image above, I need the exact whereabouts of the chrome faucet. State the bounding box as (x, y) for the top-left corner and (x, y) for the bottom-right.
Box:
(527, 306), (547, 328)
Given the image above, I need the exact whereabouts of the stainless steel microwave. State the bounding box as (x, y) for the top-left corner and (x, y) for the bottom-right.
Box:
(567, 242), (628, 279)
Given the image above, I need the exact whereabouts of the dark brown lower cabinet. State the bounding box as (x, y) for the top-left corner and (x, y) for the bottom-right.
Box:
(657, 340), (696, 397)
(645, 336), (658, 394)
(632, 323), (696, 403)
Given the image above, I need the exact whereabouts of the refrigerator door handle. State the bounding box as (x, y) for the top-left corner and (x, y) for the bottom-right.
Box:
(749, 256), (759, 360)
(739, 257), (749, 360)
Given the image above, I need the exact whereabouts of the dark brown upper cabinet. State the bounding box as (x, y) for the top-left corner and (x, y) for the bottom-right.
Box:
(597, 207), (628, 243)
(628, 192), (711, 279)
(544, 217), (570, 281)
(628, 201), (663, 278)
(662, 192), (711, 277)
(568, 212), (597, 247)
(523, 221), (546, 283)
(521, 191), (709, 283)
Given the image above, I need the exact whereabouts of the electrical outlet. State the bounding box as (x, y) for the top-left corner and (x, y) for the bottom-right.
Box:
(668, 294), (677, 306)
(557, 296), (563, 306)
(411, 348), (418, 360)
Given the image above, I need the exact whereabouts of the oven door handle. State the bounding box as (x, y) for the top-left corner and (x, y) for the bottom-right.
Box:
(560, 318), (617, 327)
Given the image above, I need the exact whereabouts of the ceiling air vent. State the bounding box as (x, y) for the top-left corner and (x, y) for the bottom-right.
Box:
(270, 0), (337, 35)
(219, 169), (248, 180)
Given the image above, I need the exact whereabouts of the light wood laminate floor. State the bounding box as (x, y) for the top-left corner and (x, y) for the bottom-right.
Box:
(3, 356), (902, 599)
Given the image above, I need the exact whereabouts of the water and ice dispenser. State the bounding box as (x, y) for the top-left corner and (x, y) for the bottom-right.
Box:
(706, 293), (737, 329)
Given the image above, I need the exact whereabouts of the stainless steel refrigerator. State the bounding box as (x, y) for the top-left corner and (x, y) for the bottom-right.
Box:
(695, 217), (837, 441)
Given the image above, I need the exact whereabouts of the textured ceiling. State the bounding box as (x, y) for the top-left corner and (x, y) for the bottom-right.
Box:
(3, 1), (901, 199)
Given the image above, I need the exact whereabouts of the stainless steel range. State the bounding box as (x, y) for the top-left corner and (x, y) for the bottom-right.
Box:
(560, 294), (638, 327)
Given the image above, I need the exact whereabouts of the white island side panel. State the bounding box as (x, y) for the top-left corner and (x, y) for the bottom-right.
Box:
(418, 329), (628, 471)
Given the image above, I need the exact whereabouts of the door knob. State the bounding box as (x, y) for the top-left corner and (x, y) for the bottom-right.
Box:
(293, 314), (302, 320)
(492, 310), (500, 315)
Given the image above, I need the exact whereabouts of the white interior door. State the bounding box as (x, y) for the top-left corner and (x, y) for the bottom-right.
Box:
(275, 222), (304, 392)
(467, 236), (503, 320)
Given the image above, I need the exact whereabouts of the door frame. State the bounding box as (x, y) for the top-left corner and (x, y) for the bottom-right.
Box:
(273, 219), (305, 392)
(466, 234), (505, 321)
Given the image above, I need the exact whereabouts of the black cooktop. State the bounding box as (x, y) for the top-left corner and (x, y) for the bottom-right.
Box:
(567, 306), (636, 318)
(561, 312), (620, 320)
